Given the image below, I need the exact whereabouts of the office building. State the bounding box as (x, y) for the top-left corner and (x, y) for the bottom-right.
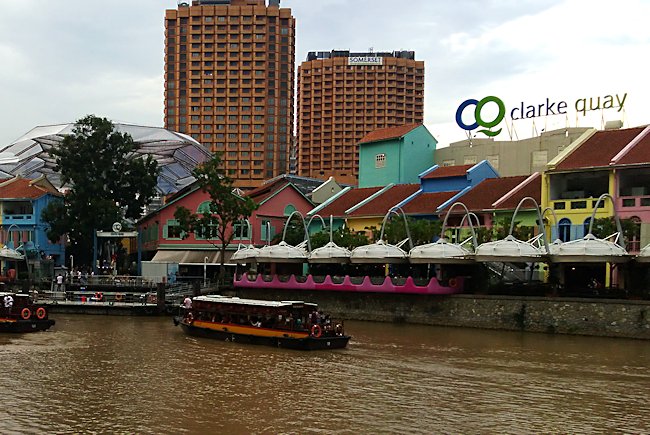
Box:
(164, 0), (295, 188)
(297, 50), (424, 185)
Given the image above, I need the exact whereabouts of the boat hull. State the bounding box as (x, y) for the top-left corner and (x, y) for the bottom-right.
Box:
(0, 318), (55, 333)
(177, 319), (350, 350)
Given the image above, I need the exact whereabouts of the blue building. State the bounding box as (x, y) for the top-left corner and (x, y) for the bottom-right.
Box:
(0, 176), (65, 270)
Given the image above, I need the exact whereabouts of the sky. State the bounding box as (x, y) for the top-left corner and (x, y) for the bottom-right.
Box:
(1, 0), (649, 148)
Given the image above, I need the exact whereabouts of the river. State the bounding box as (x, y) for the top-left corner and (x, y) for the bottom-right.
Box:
(1, 315), (648, 434)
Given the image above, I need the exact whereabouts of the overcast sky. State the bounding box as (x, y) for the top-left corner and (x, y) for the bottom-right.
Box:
(1, 0), (648, 148)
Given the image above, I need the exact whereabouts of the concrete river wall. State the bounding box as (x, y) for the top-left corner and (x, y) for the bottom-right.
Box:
(225, 288), (650, 340)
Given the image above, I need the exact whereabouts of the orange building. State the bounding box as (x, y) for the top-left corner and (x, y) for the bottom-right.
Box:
(164, 0), (295, 189)
(297, 50), (424, 185)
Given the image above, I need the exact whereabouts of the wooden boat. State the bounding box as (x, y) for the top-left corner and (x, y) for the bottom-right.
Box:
(0, 292), (55, 333)
(174, 295), (350, 350)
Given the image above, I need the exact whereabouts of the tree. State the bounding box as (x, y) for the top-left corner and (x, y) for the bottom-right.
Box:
(42, 115), (159, 266)
(374, 215), (441, 246)
(174, 152), (258, 280)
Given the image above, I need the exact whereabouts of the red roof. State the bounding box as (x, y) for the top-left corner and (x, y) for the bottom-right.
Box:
(495, 175), (541, 209)
(441, 176), (530, 212)
(400, 190), (458, 215)
(349, 184), (420, 217)
(613, 127), (650, 165)
(317, 186), (383, 217)
(246, 179), (296, 204)
(421, 164), (474, 180)
(0, 177), (60, 199)
(358, 123), (421, 144)
(555, 127), (645, 170)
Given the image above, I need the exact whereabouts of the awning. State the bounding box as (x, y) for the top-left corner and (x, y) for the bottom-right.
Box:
(150, 250), (233, 265)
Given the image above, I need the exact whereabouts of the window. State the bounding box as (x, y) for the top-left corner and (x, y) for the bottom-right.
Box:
(283, 204), (296, 216)
(163, 219), (184, 240)
(233, 220), (251, 240)
(558, 218), (571, 242)
(373, 153), (387, 168)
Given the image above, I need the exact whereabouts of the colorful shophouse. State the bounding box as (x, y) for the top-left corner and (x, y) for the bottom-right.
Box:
(0, 176), (65, 275)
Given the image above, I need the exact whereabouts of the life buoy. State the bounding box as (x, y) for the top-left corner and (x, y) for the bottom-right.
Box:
(186, 313), (194, 324)
(21, 308), (31, 320)
(94, 292), (103, 301)
(448, 278), (458, 288)
(36, 307), (47, 320)
(115, 293), (124, 302)
(311, 324), (322, 338)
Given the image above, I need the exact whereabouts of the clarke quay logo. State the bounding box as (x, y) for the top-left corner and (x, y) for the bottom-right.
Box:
(456, 93), (628, 138)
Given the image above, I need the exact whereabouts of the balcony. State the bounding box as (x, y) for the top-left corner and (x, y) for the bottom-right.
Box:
(2, 214), (35, 225)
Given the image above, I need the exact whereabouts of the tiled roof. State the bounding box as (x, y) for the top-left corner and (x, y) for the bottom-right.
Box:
(400, 190), (458, 215)
(555, 126), (645, 170)
(358, 123), (421, 144)
(613, 127), (650, 165)
(246, 179), (309, 205)
(0, 177), (60, 199)
(440, 176), (530, 212)
(317, 186), (383, 217)
(495, 175), (541, 209)
(421, 164), (474, 180)
(349, 184), (420, 216)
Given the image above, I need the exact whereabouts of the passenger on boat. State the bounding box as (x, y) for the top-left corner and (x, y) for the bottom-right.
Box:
(3, 294), (13, 313)
(182, 296), (192, 309)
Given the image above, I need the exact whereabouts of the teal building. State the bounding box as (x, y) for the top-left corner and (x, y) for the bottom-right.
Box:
(358, 123), (436, 188)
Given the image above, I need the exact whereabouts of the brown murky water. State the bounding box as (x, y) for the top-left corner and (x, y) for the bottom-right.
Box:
(0, 315), (648, 434)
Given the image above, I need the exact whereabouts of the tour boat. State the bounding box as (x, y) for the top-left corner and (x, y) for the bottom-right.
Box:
(0, 292), (55, 333)
(173, 295), (350, 350)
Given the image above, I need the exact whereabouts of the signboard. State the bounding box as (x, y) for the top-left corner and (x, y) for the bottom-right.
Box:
(347, 56), (383, 66)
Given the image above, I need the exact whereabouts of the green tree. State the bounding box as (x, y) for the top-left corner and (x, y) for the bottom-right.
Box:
(42, 115), (159, 265)
(376, 216), (441, 246)
(174, 152), (258, 280)
(589, 216), (638, 247)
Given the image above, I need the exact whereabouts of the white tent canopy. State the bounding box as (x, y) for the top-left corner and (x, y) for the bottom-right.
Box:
(549, 234), (630, 263)
(409, 238), (474, 264)
(309, 241), (351, 263)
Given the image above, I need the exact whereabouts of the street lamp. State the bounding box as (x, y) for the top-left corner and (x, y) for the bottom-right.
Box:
(204, 256), (209, 287)
(70, 255), (74, 273)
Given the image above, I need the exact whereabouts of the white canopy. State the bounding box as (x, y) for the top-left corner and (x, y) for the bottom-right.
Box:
(409, 239), (474, 264)
(350, 240), (408, 264)
(0, 246), (24, 261)
(636, 243), (650, 263)
(308, 241), (351, 263)
(256, 241), (308, 263)
(549, 234), (630, 263)
(230, 245), (261, 264)
(475, 234), (546, 262)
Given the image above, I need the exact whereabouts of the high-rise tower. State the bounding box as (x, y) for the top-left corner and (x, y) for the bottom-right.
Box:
(164, 0), (295, 188)
(297, 50), (424, 185)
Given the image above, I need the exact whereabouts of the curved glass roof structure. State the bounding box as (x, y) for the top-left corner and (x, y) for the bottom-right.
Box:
(0, 123), (211, 194)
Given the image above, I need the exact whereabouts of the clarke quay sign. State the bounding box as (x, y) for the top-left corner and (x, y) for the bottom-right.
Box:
(456, 92), (628, 137)
(347, 56), (383, 66)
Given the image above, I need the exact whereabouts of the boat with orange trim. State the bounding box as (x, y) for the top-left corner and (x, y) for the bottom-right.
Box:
(173, 295), (350, 350)
(1, 292), (55, 333)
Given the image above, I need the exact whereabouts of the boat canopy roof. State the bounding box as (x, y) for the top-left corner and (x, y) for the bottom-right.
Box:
(194, 295), (317, 310)
(308, 241), (351, 263)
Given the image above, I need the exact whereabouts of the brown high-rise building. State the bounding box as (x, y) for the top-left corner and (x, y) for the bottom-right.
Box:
(297, 50), (424, 185)
(164, 0), (295, 189)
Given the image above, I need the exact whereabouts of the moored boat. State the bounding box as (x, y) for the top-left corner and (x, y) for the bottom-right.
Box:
(173, 295), (350, 350)
(1, 292), (55, 333)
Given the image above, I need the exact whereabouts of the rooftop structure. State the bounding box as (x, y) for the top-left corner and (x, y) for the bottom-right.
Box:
(0, 123), (211, 195)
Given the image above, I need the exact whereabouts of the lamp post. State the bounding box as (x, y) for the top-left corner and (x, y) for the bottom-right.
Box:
(204, 256), (208, 287)
(70, 255), (74, 273)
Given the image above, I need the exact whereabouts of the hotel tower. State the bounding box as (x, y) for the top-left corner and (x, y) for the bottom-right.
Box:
(164, 0), (295, 188)
(297, 50), (424, 184)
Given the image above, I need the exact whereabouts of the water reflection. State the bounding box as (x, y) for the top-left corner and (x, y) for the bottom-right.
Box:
(1, 315), (648, 434)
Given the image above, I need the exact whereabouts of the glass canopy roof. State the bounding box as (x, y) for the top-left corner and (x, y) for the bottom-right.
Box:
(0, 123), (212, 194)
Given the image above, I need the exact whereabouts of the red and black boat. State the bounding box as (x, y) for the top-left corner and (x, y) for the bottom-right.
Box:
(1, 292), (55, 333)
(174, 295), (350, 350)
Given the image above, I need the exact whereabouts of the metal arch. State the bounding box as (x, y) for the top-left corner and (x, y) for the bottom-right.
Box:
(306, 213), (327, 243)
(281, 210), (312, 253)
(379, 206), (413, 251)
(587, 193), (625, 247)
(541, 207), (559, 241)
(440, 202), (478, 251)
(509, 196), (550, 254)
